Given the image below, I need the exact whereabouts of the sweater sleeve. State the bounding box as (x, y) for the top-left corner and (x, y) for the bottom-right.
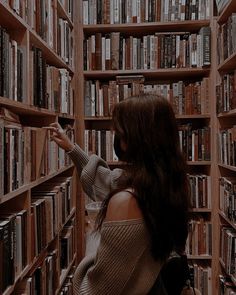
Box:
(67, 144), (123, 201)
(73, 220), (154, 295)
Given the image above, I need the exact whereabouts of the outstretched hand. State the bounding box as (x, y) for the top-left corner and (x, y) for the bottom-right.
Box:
(44, 122), (75, 152)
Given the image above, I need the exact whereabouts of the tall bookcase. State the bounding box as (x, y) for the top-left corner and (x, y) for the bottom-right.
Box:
(215, 0), (236, 294)
(0, 1), (83, 294)
(79, 0), (216, 294)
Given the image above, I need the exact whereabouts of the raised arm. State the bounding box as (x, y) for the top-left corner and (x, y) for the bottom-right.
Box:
(45, 123), (123, 201)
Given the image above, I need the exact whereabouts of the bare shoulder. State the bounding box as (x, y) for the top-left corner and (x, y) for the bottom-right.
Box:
(105, 190), (143, 222)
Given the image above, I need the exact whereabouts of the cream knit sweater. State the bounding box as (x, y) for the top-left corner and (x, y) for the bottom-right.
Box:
(68, 145), (163, 294)
(67, 144), (123, 200)
(73, 219), (162, 295)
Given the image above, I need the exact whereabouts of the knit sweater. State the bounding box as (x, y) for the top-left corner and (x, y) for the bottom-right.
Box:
(68, 145), (163, 294)
(67, 144), (123, 201)
(73, 219), (162, 295)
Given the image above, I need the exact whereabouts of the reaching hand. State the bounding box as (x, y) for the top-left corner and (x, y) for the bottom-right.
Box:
(44, 122), (75, 152)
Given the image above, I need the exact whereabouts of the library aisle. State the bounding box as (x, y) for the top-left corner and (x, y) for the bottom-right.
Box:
(0, 0), (235, 294)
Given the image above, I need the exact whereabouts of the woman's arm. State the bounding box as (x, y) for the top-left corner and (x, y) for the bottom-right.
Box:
(67, 144), (123, 201)
(45, 123), (123, 201)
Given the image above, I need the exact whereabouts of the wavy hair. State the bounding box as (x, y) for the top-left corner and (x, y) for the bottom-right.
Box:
(96, 94), (190, 262)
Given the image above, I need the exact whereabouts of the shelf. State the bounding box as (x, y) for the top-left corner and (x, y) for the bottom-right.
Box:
(187, 255), (212, 260)
(0, 2), (26, 31)
(83, 20), (211, 34)
(191, 208), (212, 213)
(217, 0), (236, 24)
(187, 161), (211, 165)
(218, 109), (236, 118)
(218, 164), (236, 172)
(57, 0), (74, 28)
(0, 97), (49, 117)
(218, 51), (236, 72)
(84, 68), (210, 80)
(219, 211), (236, 231)
(85, 114), (211, 121)
(0, 165), (74, 205)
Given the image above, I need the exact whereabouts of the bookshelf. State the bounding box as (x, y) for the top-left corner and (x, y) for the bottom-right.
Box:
(79, 0), (214, 294)
(216, 0), (236, 293)
(0, 0), (82, 294)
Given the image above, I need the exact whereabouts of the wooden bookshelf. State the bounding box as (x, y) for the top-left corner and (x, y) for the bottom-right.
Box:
(80, 1), (214, 294)
(215, 0), (236, 292)
(0, 0), (80, 294)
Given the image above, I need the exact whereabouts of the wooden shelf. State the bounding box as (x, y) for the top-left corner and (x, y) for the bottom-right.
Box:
(219, 211), (236, 231)
(191, 208), (212, 213)
(218, 109), (236, 118)
(3, 265), (29, 295)
(0, 165), (74, 205)
(57, 0), (74, 28)
(83, 20), (211, 34)
(187, 161), (211, 165)
(84, 68), (210, 79)
(217, 0), (236, 24)
(0, 2), (27, 31)
(187, 255), (212, 260)
(218, 51), (236, 72)
(85, 114), (211, 121)
(176, 114), (211, 119)
(218, 163), (236, 172)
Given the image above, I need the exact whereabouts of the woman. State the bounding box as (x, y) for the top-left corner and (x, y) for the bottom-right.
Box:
(48, 94), (190, 294)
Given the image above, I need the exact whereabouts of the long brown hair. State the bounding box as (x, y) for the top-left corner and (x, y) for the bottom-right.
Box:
(96, 94), (191, 262)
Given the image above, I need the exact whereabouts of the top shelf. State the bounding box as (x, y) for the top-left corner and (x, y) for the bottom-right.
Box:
(83, 20), (211, 34)
(217, 0), (236, 24)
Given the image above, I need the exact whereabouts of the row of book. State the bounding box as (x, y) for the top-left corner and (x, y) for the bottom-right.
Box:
(84, 129), (118, 162)
(189, 264), (212, 295)
(11, 219), (75, 295)
(218, 127), (236, 167)
(84, 126), (211, 162)
(179, 125), (211, 161)
(0, 108), (74, 197)
(186, 218), (212, 256)
(14, 239), (74, 295)
(219, 177), (236, 225)
(0, 209), (28, 294)
(2, 0), (74, 51)
(60, 222), (76, 271)
(82, 0), (210, 24)
(219, 275), (236, 295)
(188, 174), (211, 209)
(58, 18), (74, 67)
(216, 71), (236, 114)
(0, 26), (25, 102)
(31, 177), (74, 257)
(84, 77), (210, 117)
(217, 13), (236, 65)
(84, 28), (211, 70)
(30, 46), (74, 114)
(220, 227), (236, 279)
